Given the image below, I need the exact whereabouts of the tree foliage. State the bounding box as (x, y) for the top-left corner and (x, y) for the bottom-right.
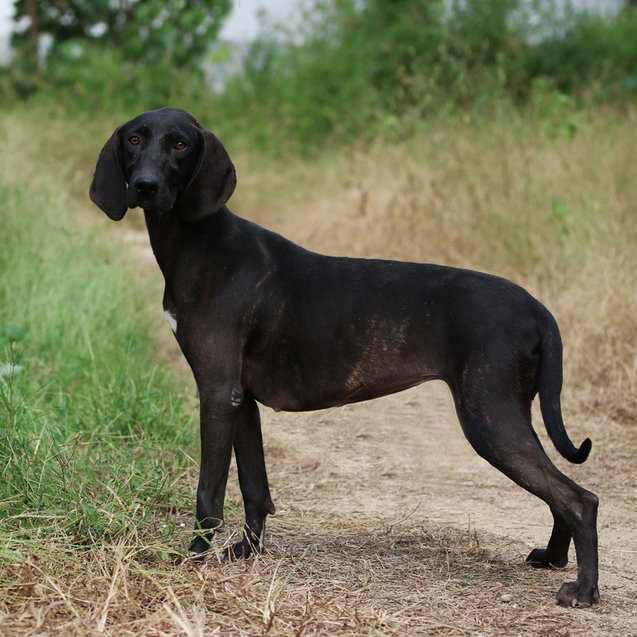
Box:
(13, 0), (230, 66)
(9, 0), (231, 106)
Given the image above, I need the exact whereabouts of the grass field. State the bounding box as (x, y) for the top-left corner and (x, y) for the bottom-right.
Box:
(1, 103), (636, 635)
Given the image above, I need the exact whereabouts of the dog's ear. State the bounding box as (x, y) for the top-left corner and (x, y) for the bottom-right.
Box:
(174, 128), (237, 223)
(89, 127), (128, 221)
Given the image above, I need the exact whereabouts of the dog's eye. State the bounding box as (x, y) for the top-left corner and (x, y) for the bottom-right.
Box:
(129, 136), (140, 146)
(174, 141), (187, 151)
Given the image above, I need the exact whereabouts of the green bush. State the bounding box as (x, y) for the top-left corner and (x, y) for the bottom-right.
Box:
(216, 0), (637, 152)
(524, 7), (637, 96)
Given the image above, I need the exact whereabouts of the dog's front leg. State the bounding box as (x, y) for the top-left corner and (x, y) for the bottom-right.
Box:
(223, 396), (275, 560)
(188, 390), (238, 555)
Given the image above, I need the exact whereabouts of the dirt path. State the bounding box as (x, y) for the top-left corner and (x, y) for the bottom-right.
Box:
(122, 209), (637, 635)
(246, 383), (637, 635)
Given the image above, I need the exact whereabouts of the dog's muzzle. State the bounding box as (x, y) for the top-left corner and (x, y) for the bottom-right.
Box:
(127, 175), (175, 213)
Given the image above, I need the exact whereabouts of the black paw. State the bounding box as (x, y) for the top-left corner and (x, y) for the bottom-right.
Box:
(188, 533), (215, 558)
(526, 547), (568, 569)
(220, 533), (264, 562)
(556, 581), (600, 608)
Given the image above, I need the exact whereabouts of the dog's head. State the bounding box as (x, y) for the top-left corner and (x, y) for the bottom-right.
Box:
(89, 107), (236, 222)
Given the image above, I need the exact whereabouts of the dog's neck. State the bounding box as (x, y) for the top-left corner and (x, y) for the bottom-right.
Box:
(143, 206), (232, 302)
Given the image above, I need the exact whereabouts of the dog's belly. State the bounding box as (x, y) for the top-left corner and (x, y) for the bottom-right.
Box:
(242, 344), (442, 412)
(250, 373), (437, 412)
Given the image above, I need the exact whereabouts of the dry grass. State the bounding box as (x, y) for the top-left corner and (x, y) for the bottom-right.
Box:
(2, 104), (637, 635)
(0, 486), (631, 636)
(2, 455), (635, 637)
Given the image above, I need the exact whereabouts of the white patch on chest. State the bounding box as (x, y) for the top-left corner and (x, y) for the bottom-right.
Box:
(164, 309), (178, 334)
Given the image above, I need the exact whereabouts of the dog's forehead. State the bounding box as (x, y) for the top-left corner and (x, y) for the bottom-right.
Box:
(123, 108), (200, 136)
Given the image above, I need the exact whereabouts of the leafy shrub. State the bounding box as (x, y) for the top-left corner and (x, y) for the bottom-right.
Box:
(217, 0), (637, 152)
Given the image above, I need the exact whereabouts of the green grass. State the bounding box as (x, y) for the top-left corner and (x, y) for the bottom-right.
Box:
(0, 110), (197, 550)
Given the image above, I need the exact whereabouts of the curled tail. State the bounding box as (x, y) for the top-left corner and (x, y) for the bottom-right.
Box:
(535, 305), (592, 464)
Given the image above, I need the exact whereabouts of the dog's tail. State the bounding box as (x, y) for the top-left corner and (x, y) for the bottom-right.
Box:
(535, 305), (592, 464)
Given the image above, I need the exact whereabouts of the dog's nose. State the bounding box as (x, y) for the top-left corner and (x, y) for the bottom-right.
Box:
(133, 176), (159, 196)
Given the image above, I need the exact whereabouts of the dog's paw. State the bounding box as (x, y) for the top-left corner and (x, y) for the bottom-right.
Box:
(525, 547), (568, 569)
(220, 535), (264, 562)
(188, 534), (214, 558)
(556, 581), (600, 608)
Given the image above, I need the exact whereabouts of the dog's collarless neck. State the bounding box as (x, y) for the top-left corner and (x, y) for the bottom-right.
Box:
(144, 206), (231, 283)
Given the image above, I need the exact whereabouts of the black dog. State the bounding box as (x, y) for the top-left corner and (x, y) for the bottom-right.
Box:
(90, 108), (599, 607)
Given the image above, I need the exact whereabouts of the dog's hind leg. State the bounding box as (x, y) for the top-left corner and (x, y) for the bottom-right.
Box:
(450, 389), (599, 607)
(526, 507), (571, 569)
(224, 396), (276, 560)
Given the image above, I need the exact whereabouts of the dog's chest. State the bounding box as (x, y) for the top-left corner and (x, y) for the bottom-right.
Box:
(164, 308), (178, 334)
